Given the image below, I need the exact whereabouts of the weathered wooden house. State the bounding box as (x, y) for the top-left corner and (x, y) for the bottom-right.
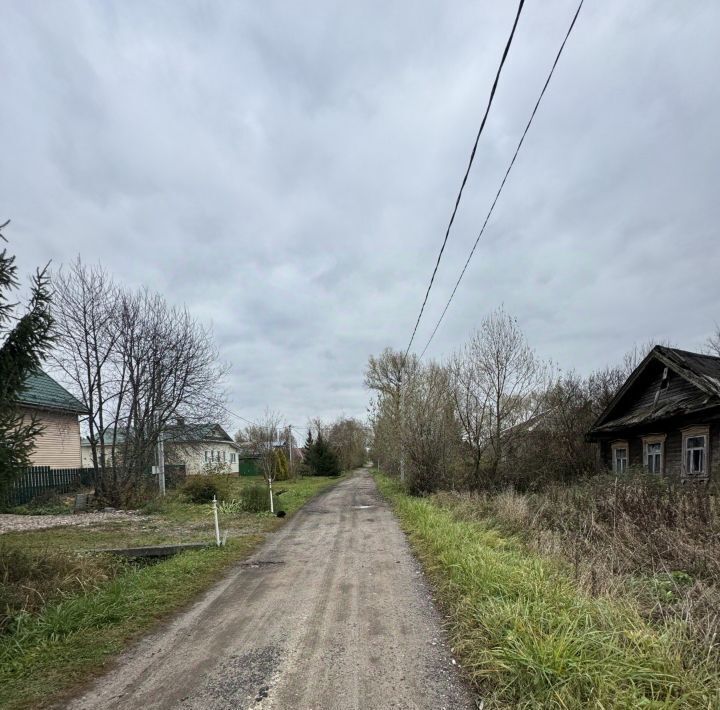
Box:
(587, 346), (720, 480)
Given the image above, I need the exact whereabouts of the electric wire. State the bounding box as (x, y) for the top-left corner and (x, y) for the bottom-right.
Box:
(402, 0), (526, 363)
(419, 0), (585, 360)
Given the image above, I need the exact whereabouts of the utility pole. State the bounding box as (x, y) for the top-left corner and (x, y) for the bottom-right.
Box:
(157, 425), (166, 496)
(288, 425), (293, 471)
(399, 369), (405, 484)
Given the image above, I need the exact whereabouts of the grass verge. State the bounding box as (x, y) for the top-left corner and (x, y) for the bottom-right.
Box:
(0, 474), (345, 709)
(374, 473), (719, 709)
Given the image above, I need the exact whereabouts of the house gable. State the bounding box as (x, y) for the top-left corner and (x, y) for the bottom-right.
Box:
(589, 347), (720, 437)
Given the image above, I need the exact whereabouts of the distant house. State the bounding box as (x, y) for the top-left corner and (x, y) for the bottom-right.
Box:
(81, 422), (241, 475)
(163, 422), (241, 475)
(80, 431), (124, 469)
(587, 346), (720, 480)
(17, 370), (88, 469)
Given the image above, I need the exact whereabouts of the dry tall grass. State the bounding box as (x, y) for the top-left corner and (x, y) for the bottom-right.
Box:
(0, 545), (123, 634)
(433, 474), (720, 670)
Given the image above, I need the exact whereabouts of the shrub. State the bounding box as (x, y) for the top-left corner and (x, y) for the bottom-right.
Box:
(181, 475), (231, 504)
(274, 450), (291, 481)
(240, 484), (273, 513)
(218, 499), (244, 515)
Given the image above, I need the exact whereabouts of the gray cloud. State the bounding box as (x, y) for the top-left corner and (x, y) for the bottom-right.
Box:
(2, 0), (719, 431)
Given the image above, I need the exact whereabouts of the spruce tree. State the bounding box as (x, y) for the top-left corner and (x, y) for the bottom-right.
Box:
(0, 221), (54, 498)
(303, 429), (317, 472)
(313, 432), (341, 476)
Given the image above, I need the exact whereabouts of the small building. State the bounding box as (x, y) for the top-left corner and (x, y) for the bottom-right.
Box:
(587, 346), (720, 480)
(18, 370), (88, 468)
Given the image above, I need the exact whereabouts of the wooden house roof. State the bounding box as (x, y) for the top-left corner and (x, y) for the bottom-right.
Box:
(587, 346), (720, 438)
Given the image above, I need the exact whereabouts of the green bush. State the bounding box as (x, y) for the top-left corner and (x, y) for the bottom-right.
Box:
(181, 475), (231, 504)
(274, 450), (291, 481)
(239, 484), (280, 513)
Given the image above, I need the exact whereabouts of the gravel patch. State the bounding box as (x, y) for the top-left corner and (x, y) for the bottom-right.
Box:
(0, 511), (149, 534)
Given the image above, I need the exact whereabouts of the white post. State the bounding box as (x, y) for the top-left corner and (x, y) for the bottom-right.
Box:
(269, 479), (274, 513)
(212, 495), (221, 546)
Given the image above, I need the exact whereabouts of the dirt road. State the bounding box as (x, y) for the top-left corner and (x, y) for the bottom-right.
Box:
(68, 470), (475, 710)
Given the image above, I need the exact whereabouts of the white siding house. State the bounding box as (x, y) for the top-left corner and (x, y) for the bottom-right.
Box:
(163, 423), (241, 475)
(81, 423), (240, 475)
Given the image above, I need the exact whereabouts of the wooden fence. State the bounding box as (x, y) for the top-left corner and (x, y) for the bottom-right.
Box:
(1, 466), (95, 508)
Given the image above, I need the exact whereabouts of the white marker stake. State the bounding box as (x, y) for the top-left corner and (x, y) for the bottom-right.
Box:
(212, 495), (221, 546)
(269, 480), (274, 514)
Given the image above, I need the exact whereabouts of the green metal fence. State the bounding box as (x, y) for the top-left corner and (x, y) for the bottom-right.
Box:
(1, 466), (95, 508)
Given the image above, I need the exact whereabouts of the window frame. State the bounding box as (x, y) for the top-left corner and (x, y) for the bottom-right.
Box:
(682, 426), (710, 479)
(642, 434), (666, 475)
(611, 440), (629, 474)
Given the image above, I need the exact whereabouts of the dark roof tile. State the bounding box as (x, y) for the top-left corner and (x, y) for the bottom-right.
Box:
(17, 370), (88, 414)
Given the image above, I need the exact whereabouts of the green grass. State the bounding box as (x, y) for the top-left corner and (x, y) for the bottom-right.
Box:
(374, 473), (720, 709)
(0, 474), (345, 709)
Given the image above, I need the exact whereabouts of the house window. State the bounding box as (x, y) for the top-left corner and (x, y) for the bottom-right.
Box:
(230, 453), (236, 463)
(204, 450), (210, 462)
(611, 441), (628, 474)
(683, 427), (709, 478)
(646, 443), (662, 473)
(642, 435), (665, 475)
(222, 450), (226, 462)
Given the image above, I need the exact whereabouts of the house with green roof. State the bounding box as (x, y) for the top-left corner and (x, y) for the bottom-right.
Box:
(17, 370), (88, 469)
(79, 420), (242, 474)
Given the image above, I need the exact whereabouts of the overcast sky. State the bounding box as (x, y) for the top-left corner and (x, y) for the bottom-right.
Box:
(3, 1), (719, 432)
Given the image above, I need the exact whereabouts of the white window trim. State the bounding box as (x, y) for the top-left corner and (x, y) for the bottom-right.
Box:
(642, 434), (666, 475)
(611, 440), (629, 474)
(681, 426), (710, 479)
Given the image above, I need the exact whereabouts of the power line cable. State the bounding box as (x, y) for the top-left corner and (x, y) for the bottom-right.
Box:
(222, 406), (312, 434)
(221, 406), (260, 428)
(419, 0), (584, 360)
(403, 0), (526, 362)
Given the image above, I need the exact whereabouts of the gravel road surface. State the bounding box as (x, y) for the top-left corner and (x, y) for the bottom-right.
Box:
(68, 469), (475, 710)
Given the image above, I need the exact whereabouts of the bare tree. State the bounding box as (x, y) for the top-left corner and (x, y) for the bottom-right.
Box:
(327, 417), (368, 471)
(449, 346), (492, 487)
(402, 362), (462, 493)
(111, 288), (228, 502)
(240, 409), (282, 512)
(365, 348), (418, 476)
(706, 326), (720, 357)
(50, 259), (121, 494)
(51, 259), (228, 505)
(465, 307), (552, 484)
